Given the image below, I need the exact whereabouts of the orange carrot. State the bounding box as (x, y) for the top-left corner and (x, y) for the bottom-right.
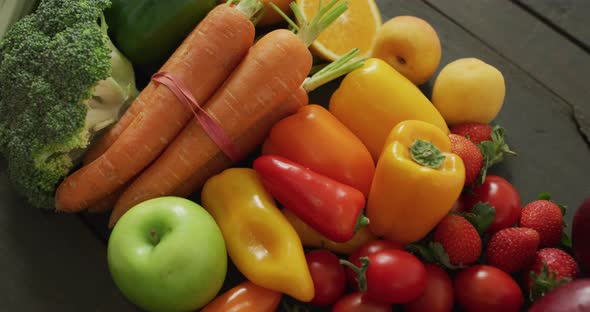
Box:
(55, 2), (260, 212)
(170, 88), (308, 199)
(84, 2), (265, 165)
(172, 48), (364, 199)
(86, 190), (121, 213)
(109, 28), (313, 225)
(82, 85), (154, 165)
(110, 1), (355, 226)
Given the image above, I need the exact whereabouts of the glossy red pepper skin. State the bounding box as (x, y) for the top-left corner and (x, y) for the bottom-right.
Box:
(253, 155), (367, 243)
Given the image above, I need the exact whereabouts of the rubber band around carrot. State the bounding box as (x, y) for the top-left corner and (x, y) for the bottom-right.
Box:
(151, 72), (243, 162)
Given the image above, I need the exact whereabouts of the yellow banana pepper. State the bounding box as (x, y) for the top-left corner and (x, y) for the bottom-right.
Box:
(201, 168), (314, 302)
(367, 120), (465, 244)
(330, 58), (449, 160)
(282, 209), (377, 255)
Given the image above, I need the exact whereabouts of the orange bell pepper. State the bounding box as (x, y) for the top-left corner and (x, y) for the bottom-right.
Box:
(201, 281), (282, 312)
(367, 120), (465, 244)
(262, 104), (375, 196)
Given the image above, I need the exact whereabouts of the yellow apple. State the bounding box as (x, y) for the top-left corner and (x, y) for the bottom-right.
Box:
(432, 58), (505, 125)
(372, 16), (442, 85)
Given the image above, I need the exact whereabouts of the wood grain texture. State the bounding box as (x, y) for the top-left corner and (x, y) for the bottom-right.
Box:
(0, 164), (138, 311)
(517, 0), (590, 49)
(425, 0), (590, 145)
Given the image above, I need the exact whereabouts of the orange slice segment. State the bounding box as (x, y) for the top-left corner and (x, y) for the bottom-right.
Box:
(299, 0), (382, 61)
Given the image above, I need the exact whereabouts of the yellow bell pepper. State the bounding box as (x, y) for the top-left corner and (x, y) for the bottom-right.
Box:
(201, 168), (314, 302)
(330, 58), (449, 160)
(367, 120), (465, 244)
(282, 209), (377, 255)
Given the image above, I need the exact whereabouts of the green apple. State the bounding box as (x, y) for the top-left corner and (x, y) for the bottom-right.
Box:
(107, 196), (227, 312)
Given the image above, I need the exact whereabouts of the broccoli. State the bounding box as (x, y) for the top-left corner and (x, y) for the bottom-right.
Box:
(0, 0), (139, 209)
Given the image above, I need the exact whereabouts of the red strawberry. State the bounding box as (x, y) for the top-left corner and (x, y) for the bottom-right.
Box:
(520, 200), (564, 247)
(449, 134), (483, 185)
(451, 122), (493, 144)
(452, 124), (516, 172)
(486, 227), (540, 273)
(526, 248), (579, 300)
(433, 214), (482, 267)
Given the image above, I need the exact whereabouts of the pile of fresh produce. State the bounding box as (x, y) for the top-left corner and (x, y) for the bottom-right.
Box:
(1, 0), (589, 311)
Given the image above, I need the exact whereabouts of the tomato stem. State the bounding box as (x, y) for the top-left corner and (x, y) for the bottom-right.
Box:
(339, 257), (370, 292)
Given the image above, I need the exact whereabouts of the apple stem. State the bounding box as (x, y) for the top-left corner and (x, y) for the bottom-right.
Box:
(150, 229), (160, 246)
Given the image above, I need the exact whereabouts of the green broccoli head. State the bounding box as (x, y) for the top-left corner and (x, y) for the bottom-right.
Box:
(0, 0), (138, 209)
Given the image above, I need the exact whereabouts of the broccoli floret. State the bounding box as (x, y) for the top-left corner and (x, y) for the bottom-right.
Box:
(0, 0), (138, 209)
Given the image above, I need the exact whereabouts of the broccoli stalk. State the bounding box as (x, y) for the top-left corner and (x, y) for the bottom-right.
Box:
(0, 0), (138, 209)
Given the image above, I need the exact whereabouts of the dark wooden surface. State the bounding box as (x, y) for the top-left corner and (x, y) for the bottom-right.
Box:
(0, 162), (137, 311)
(426, 0), (590, 143)
(517, 0), (590, 49)
(2, 0), (589, 311)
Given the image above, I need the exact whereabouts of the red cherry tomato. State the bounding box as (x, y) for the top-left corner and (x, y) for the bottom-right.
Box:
(346, 240), (404, 287)
(463, 175), (521, 232)
(332, 292), (391, 312)
(454, 265), (523, 312)
(347, 249), (427, 304)
(404, 264), (453, 312)
(305, 250), (346, 306)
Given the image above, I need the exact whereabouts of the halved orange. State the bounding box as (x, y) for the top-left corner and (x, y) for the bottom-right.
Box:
(299, 0), (382, 61)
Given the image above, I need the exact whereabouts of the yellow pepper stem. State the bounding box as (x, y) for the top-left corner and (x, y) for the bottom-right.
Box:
(410, 139), (446, 169)
(339, 257), (370, 291)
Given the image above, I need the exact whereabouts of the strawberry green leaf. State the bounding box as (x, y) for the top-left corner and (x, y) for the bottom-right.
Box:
(476, 125), (517, 175)
(491, 125), (518, 156)
(537, 191), (567, 215)
(461, 202), (496, 235)
(478, 141), (496, 165)
(407, 243), (437, 263)
(476, 157), (490, 186)
(537, 192), (552, 200)
(529, 261), (572, 302)
(561, 232), (573, 249)
(429, 242), (464, 270)
(536, 193), (571, 250)
(558, 203), (568, 216)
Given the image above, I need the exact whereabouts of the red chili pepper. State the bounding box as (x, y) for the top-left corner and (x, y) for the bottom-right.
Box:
(253, 155), (368, 243)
